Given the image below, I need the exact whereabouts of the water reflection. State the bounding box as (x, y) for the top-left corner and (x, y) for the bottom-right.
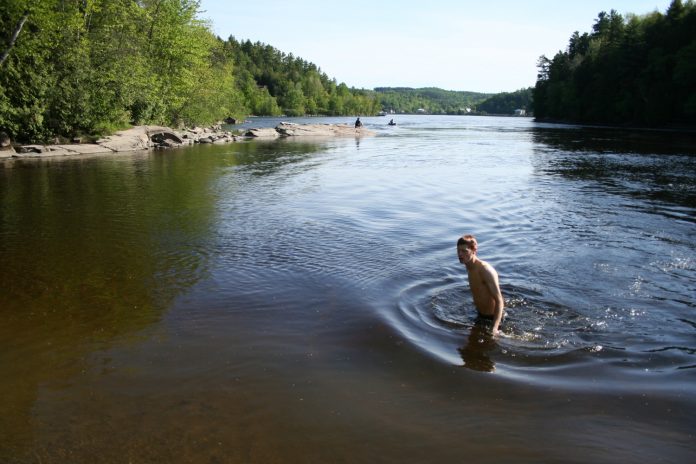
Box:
(0, 141), (328, 458)
(531, 126), (696, 155)
(531, 126), (696, 213)
(0, 153), (216, 454)
(229, 138), (325, 176)
(458, 323), (496, 372)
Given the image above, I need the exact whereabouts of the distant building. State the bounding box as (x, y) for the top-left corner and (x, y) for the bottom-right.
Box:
(514, 109), (526, 116)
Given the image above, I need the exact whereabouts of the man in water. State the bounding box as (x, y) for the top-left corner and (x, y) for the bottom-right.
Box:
(355, 117), (362, 128)
(457, 234), (505, 336)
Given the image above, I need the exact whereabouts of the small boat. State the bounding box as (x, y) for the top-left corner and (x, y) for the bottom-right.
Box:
(377, 111), (387, 116)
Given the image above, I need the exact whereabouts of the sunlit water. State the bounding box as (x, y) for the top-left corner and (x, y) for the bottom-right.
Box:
(1, 116), (694, 463)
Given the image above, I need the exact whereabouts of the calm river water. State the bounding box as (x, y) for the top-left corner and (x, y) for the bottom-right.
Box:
(1, 116), (695, 463)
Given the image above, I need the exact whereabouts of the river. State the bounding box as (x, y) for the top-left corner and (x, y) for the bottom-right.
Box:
(1, 115), (694, 463)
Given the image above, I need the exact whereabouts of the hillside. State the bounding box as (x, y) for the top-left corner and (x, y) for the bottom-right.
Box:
(476, 88), (533, 115)
(374, 87), (492, 114)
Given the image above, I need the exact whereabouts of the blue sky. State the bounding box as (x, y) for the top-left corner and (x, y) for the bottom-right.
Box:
(200, 0), (674, 93)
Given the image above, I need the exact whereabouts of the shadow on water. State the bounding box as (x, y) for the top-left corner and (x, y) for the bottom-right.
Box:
(531, 126), (696, 215)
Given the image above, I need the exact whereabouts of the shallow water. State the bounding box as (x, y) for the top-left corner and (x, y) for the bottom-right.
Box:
(1, 116), (695, 463)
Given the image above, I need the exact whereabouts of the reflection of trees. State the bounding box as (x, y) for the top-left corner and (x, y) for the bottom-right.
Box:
(230, 138), (325, 176)
(0, 141), (327, 458)
(531, 127), (696, 210)
(531, 126), (696, 156)
(458, 324), (496, 373)
(0, 153), (215, 455)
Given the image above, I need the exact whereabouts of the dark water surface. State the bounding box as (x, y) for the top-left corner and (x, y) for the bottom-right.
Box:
(1, 116), (695, 463)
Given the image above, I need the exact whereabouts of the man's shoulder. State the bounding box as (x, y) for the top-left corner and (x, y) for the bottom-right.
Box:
(478, 260), (498, 277)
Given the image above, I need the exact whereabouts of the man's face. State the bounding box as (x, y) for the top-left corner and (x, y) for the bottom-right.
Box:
(457, 245), (474, 264)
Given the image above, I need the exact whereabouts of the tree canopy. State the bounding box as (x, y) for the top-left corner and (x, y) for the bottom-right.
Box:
(534, 0), (696, 127)
(0, 0), (243, 141)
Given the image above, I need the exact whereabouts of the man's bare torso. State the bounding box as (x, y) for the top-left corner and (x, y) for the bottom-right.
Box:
(467, 260), (497, 316)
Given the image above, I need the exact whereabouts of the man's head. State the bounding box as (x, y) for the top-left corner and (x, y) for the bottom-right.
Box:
(457, 234), (478, 264)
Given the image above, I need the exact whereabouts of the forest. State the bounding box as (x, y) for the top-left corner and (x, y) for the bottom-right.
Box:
(0, 0), (537, 143)
(534, 0), (696, 127)
(225, 37), (380, 118)
(0, 0), (381, 142)
(476, 88), (533, 115)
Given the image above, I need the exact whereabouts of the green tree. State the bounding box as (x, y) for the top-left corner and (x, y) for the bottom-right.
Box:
(534, 0), (696, 127)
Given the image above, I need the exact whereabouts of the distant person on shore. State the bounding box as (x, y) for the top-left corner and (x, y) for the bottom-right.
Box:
(457, 234), (505, 336)
(355, 117), (362, 128)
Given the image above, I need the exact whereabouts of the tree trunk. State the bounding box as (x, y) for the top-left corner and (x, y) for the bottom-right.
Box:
(0, 12), (29, 68)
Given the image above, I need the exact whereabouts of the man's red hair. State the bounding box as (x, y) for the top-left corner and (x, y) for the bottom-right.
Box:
(457, 234), (478, 251)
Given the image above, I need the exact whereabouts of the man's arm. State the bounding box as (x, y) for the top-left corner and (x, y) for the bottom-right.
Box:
(482, 264), (504, 335)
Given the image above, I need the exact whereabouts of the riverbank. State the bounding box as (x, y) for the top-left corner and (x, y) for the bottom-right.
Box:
(0, 125), (236, 160)
(0, 122), (376, 160)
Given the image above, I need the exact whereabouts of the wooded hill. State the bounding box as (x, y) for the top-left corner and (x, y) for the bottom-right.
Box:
(534, 0), (696, 127)
(224, 37), (380, 117)
(374, 87), (492, 114)
(476, 88), (533, 115)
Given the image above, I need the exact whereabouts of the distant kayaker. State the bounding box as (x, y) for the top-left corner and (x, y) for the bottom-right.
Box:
(457, 234), (505, 336)
(388, 119), (396, 126)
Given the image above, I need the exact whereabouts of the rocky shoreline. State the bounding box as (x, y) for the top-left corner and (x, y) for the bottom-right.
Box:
(0, 122), (375, 160)
(0, 125), (236, 159)
(245, 122), (375, 138)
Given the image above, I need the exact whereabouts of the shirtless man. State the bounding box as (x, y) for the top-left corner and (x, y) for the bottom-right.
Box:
(457, 234), (505, 336)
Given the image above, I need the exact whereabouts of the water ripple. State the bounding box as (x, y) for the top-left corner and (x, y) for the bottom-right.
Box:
(388, 271), (696, 382)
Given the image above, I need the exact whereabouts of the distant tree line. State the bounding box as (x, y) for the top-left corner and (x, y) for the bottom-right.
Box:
(476, 88), (533, 115)
(374, 87), (492, 114)
(534, 0), (696, 127)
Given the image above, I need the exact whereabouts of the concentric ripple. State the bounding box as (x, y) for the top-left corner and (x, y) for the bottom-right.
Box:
(391, 270), (695, 386)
